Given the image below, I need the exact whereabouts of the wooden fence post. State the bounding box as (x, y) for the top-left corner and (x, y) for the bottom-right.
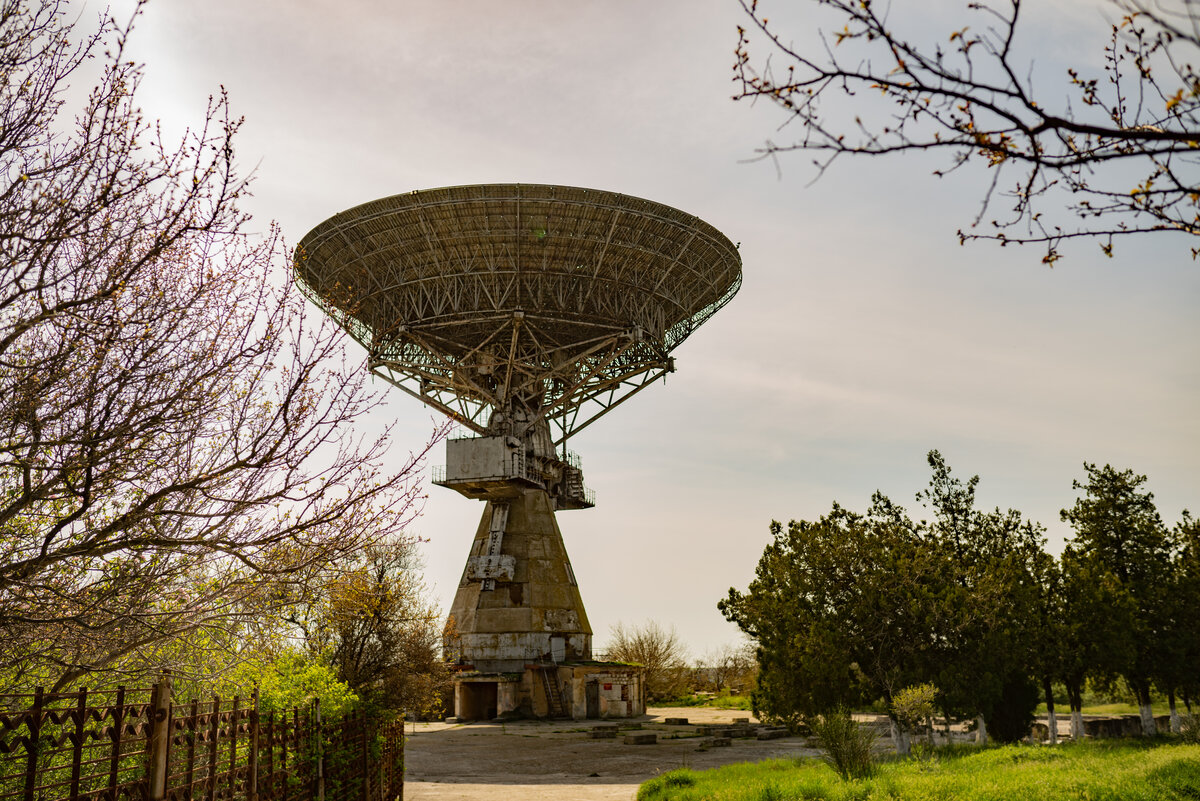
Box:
(248, 688), (259, 801)
(147, 676), (173, 800)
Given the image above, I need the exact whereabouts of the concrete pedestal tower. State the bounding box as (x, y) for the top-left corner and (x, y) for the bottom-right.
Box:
(294, 184), (741, 720)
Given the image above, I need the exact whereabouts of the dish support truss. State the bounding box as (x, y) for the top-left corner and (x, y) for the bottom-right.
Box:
(363, 311), (695, 446)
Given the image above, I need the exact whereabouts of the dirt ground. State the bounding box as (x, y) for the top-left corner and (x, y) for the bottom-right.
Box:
(402, 706), (822, 801)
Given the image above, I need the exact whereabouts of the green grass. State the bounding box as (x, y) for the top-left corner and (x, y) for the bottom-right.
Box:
(637, 740), (1200, 801)
(666, 692), (754, 710)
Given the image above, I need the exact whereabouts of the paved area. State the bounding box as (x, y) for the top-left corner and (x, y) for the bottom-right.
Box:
(403, 706), (821, 801)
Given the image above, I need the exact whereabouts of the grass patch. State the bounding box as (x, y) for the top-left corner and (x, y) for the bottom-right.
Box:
(636, 740), (1200, 801)
(666, 692), (754, 710)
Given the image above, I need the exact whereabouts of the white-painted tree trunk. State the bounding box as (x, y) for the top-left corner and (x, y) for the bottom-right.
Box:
(1047, 709), (1058, 744)
(1139, 702), (1156, 736)
(890, 717), (911, 756)
(1169, 695), (1181, 734)
(1071, 709), (1084, 740)
(975, 714), (988, 745)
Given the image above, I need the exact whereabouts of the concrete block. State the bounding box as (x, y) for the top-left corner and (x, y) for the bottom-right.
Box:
(588, 728), (617, 739)
(663, 717), (689, 725)
(700, 726), (733, 737)
(624, 733), (657, 745)
(757, 728), (789, 740)
(708, 736), (732, 747)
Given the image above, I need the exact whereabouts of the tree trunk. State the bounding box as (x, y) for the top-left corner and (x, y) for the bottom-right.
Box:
(1067, 678), (1084, 740)
(1134, 682), (1156, 737)
(1043, 676), (1058, 745)
(889, 716), (911, 756)
(975, 714), (988, 745)
(1169, 690), (1181, 734)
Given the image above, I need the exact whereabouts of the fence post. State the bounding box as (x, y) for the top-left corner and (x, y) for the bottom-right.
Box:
(22, 686), (44, 801)
(109, 686), (127, 800)
(359, 710), (370, 801)
(147, 676), (173, 801)
(248, 688), (259, 801)
(206, 695), (220, 801)
(70, 688), (87, 800)
(314, 699), (324, 801)
(229, 696), (240, 801)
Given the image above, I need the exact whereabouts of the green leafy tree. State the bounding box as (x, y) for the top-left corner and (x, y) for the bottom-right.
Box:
(720, 494), (953, 750)
(229, 651), (360, 719)
(1159, 511), (1200, 729)
(723, 452), (1047, 748)
(916, 451), (1044, 744)
(1057, 546), (1136, 738)
(1061, 463), (1174, 736)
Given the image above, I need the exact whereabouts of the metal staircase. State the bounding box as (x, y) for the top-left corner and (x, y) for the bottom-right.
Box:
(538, 666), (569, 718)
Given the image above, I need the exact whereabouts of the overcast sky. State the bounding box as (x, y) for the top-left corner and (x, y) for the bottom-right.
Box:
(104, 0), (1199, 657)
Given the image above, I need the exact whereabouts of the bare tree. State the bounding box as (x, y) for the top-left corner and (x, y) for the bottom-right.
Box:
(0, 2), (436, 691)
(293, 537), (451, 720)
(697, 641), (758, 694)
(605, 620), (692, 703)
(734, 0), (1200, 262)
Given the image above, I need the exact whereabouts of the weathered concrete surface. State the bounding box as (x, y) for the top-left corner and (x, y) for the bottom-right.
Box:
(404, 706), (818, 801)
(447, 490), (592, 674)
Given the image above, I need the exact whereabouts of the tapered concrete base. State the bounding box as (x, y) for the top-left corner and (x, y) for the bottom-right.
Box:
(445, 488), (591, 673)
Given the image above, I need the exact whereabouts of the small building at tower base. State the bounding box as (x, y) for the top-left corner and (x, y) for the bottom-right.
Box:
(451, 662), (645, 721)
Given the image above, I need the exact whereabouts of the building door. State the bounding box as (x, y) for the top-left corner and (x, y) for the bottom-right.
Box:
(586, 682), (600, 718)
(459, 682), (498, 721)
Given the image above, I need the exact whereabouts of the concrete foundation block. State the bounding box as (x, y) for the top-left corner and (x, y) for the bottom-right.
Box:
(588, 729), (617, 739)
(624, 733), (657, 745)
(700, 726), (733, 737)
(663, 717), (689, 725)
(708, 736), (732, 747)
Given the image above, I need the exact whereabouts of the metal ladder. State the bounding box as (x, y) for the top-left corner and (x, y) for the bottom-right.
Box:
(539, 666), (568, 719)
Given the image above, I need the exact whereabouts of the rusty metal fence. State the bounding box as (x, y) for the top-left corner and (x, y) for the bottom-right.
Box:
(0, 681), (403, 801)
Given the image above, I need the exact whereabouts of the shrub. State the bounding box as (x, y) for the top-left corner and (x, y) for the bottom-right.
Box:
(892, 683), (938, 745)
(1181, 715), (1200, 745)
(810, 708), (876, 780)
(986, 674), (1040, 744)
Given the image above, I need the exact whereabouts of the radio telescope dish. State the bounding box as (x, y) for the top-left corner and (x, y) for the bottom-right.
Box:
(295, 184), (741, 720)
(294, 183), (741, 444)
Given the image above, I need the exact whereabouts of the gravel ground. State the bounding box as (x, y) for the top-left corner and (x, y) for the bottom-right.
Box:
(403, 706), (821, 801)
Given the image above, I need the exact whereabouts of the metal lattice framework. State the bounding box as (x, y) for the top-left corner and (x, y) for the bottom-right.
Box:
(294, 184), (741, 444)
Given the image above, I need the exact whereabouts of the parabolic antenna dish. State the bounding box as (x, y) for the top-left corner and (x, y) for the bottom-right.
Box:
(294, 183), (741, 443)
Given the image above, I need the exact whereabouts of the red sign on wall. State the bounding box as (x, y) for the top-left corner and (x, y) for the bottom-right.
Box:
(603, 683), (612, 690)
